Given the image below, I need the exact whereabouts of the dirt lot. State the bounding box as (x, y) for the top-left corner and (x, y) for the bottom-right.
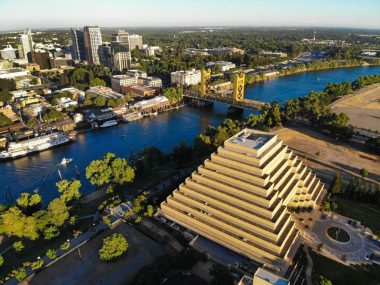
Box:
(275, 127), (380, 184)
(24, 222), (165, 285)
(330, 84), (380, 132)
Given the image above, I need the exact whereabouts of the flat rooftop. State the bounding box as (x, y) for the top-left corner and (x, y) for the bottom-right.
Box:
(228, 129), (275, 150)
(254, 268), (289, 285)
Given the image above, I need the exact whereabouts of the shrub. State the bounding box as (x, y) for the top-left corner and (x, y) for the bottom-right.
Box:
(69, 216), (78, 226)
(12, 268), (27, 281)
(0, 255), (3, 267)
(46, 249), (57, 260)
(99, 233), (128, 261)
(134, 216), (142, 223)
(60, 241), (70, 251)
(43, 226), (60, 240)
(13, 241), (25, 253)
(31, 259), (44, 270)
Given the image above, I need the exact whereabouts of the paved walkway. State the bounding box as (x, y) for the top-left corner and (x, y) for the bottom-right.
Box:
(295, 210), (379, 266)
(5, 222), (108, 285)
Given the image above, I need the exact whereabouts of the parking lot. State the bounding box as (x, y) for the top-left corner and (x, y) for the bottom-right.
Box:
(24, 222), (165, 285)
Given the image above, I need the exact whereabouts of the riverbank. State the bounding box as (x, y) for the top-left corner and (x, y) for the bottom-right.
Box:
(330, 83), (380, 132)
(246, 61), (380, 85)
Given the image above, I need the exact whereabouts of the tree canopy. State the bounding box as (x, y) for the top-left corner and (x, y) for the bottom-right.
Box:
(99, 233), (128, 261)
(86, 153), (135, 187)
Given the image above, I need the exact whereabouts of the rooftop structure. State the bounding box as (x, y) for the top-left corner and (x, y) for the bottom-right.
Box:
(158, 129), (324, 273)
(0, 68), (30, 79)
(207, 61), (236, 72)
(253, 268), (289, 285)
(184, 47), (244, 56)
(87, 86), (124, 100)
(111, 75), (137, 92)
(171, 69), (201, 86)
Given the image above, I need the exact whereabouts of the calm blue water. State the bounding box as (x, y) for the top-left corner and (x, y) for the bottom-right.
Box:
(1, 66), (380, 204)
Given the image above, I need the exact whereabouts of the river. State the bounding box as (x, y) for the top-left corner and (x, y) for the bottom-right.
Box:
(1, 65), (380, 204)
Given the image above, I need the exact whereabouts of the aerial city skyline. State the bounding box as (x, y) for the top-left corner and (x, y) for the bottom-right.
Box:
(0, 1), (379, 285)
(0, 0), (380, 31)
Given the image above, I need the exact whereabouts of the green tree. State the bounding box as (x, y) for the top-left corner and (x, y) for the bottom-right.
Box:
(144, 205), (155, 217)
(46, 249), (57, 260)
(359, 168), (368, 178)
(13, 267), (27, 281)
(139, 147), (165, 170)
(86, 153), (135, 187)
(16, 193), (42, 214)
(0, 113), (13, 127)
(26, 117), (37, 128)
(329, 172), (343, 194)
(0, 90), (13, 104)
(13, 241), (25, 253)
(90, 77), (106, 87)
(56, 179), (81, 203)
(0, 255), (3, 267)
(319, 276), (333, 285)
(46, 198), (69, 227)
(209, 264), (234, 285)
(0, 207), (39, 240)
(172, 142), (193, 166)
(43, 108), (64, 123)
(99, 233), (128, 261)
(43, 225), (60, 240)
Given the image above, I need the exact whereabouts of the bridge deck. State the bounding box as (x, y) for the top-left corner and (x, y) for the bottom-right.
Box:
(184, 93), (267, 111)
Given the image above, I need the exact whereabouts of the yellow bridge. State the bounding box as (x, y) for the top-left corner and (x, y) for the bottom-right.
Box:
(184, 70), (267, 111)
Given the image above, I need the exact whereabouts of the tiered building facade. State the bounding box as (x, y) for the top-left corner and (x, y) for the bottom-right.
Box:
(159, 129), (324, 273)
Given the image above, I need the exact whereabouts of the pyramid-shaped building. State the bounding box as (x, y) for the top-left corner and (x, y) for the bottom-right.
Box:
(158, 129), (324, 272)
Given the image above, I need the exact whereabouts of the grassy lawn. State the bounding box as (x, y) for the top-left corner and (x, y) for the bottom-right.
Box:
(310, 251), (380, 285)
(335, 196), (380, 238)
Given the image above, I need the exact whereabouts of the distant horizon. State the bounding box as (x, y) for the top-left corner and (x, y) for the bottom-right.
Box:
(1, 25), (380, 34)
(1, 0), (379, 32)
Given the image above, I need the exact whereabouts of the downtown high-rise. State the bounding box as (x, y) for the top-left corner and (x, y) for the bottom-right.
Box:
(71, 28), (86, 62)
(83, 26), (102, 65)
(111, 30), (131, 71)
(19, 28), (34, 61)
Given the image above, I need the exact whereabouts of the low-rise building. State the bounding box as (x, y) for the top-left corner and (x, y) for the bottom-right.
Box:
(22, 103), (45, 117)
(260, 51), (288, 58)
(121, 85), (159, 97)
(0, 105), (19, 122)
(171, 69), (201, 86)
(253, 268), (289, 285)
(87, 86), (124, 100)
(1, 45), (17, 60)
(56, 97), (78, 109)
(125, 69), (147, 78)
(111, 75), (137, 92)
(208, 61), (236, 72)
(0, 68), (30, 79)
(137, 76), (162, 88)
(133, 96), (169, 111)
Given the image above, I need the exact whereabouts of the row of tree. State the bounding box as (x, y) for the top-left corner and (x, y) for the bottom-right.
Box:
(0, 179), (81, 241)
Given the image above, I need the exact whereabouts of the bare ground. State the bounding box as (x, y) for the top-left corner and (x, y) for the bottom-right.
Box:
(330, 84), (380, 132)
(275, 127), (380, 184)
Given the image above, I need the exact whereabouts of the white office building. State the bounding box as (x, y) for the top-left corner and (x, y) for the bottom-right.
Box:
(84, 26), (103, 65)
(111, 30), (131, 71)
(111, 75), (137, 92)
(171, 69), (201, 86)
(1, 45), (17, 60)
(19, 29), (34, 60)
(129, 34), (143, 49)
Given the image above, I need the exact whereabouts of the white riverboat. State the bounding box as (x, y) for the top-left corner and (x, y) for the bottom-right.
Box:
(0, 132), (71, 160)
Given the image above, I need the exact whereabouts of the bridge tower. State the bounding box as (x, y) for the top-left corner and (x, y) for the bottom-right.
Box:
(232, 73), (245, 103)
(200, 69), (211, 97)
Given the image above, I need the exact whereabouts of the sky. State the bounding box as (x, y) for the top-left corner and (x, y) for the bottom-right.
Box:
(0, 0), (379, 31)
